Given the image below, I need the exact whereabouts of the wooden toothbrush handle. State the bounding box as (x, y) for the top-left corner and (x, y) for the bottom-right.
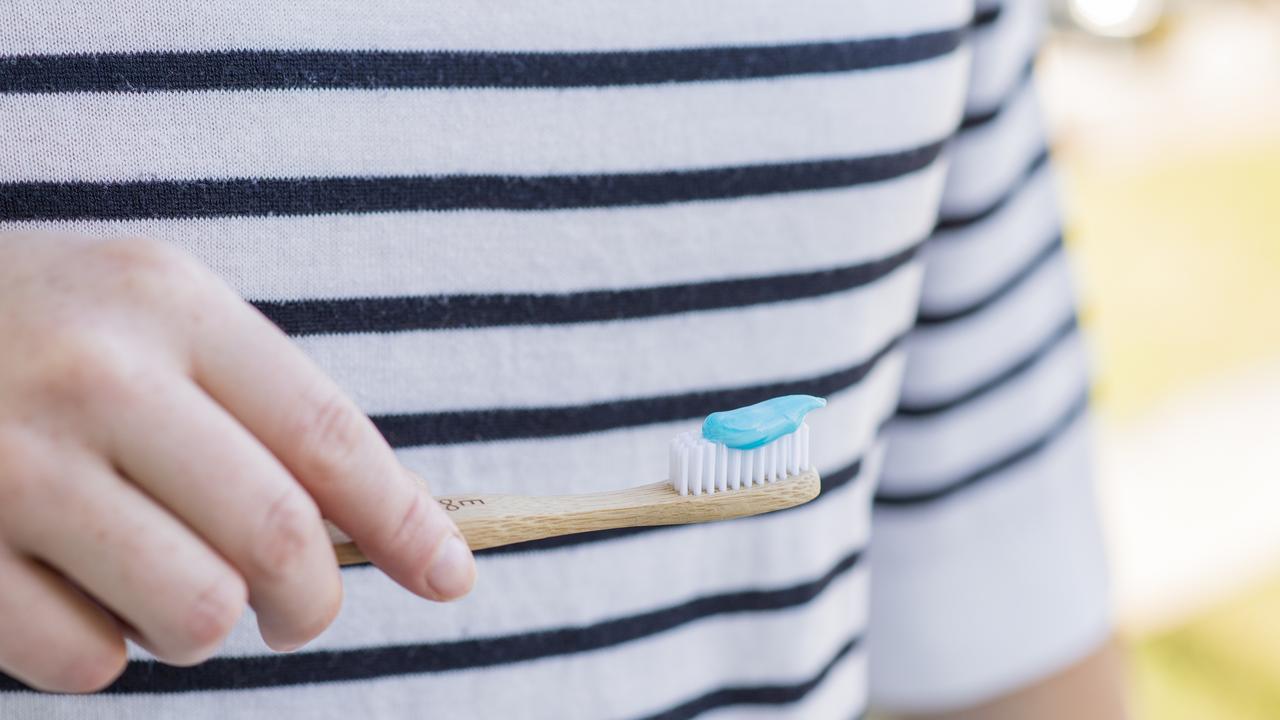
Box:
(331, 470), (820, 565)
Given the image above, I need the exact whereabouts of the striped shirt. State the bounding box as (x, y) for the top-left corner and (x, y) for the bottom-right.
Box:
(0, 1), (1110, 717)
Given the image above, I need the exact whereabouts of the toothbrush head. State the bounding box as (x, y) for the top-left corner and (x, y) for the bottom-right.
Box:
(669, 395), (824, 496)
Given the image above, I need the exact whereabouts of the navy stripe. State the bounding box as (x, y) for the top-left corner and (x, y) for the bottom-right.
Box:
(972, 5), (1003, 28)
(0, 547), (864, 693)
(257, 244), (920, 336)
(0, 31), (964, 94)
(916, 233), (1062, 326)
(636, 634), (864, 720)
(933, 146), (1050, 233)
(876, 387), (1089, 506)
(958, 58), (1034, 131)
(0, 142), (945, 221)
(371, 331), (904, 447)
(959, 106), (1001, 132)
(467, 453), (869, 557)
(897, 313), (1077, 418)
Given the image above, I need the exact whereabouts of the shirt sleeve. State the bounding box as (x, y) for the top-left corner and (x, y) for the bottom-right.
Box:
(866, 0), (1113, 712)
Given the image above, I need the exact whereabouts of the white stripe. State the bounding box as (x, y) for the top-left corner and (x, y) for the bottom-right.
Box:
(297, 264), (920, 414)
(869, 420), (1111, 712)
(2, 0), (971, 54)
(882, 333), (1087, 492)
(0, 164), (945, 298)
(938, 75), (1047, 219)
(919, 162), (1059, 312)
(0, 56), (967, 182)
(899, 253), (1076, 407)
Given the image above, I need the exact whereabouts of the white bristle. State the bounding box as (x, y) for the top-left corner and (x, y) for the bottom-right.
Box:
(715, 444), (728, 492)
(669, 440), (679, 492)
(779, 441), (788, 480)
(668, 422), (813, 496)
(676, 440), (689, 496)
(801, 423), (810, 471)
(696, 438), (706, 491)
(706, 443), (716, 491)
(783, 427), (793, 474)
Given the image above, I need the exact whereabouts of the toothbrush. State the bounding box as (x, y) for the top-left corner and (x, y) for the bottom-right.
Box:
(331, 395), (825, 565)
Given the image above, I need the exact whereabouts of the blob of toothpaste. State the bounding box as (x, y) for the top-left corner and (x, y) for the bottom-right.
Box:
(701, 395), (826, 450)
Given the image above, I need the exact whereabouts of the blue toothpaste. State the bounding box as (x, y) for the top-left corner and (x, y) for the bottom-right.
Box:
(701, 395), (827, 450)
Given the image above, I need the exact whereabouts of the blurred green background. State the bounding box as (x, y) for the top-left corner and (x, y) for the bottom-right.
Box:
(1045, 0), (1280, 716)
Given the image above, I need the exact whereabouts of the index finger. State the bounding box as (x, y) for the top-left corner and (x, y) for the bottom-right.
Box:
(188, 287), (475, 602)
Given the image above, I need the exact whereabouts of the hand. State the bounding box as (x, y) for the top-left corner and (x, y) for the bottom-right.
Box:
(0, 233), (476, 693)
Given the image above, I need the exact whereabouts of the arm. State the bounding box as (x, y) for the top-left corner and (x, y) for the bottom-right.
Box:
(894, 639), (1129, 720)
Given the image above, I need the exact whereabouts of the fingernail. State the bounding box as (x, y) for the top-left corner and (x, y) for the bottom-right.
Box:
(425, 532), (475, 600)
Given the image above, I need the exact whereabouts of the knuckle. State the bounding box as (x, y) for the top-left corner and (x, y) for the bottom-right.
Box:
(94, 236), (177, 273)
(93, 236), (206, 303)
(385, 491), (431, 553)
(175, 576), (245, 662)
(0, 431), (44, 515)
(31, 327), (144, 405)
(293, 392), (370, 483)
(253, 489), (322, 580)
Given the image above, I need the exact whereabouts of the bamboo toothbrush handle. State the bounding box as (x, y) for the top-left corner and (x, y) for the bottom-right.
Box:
(331, 470), (820, 565)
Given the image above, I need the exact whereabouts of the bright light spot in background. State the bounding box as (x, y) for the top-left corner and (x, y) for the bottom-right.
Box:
(1070, 0), (1164, 38)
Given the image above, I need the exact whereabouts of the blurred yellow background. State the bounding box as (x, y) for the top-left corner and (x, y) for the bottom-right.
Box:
(1042, 0), (1280, 716)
